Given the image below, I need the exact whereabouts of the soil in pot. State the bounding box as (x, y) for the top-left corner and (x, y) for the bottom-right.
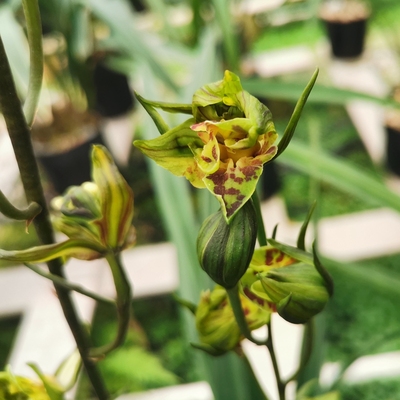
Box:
(319, 0), (370, 58)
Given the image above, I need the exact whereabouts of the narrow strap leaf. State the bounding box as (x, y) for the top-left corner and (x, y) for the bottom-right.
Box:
(25, 263), (115, 306)
(274, 68), (319, 159)
(21, 0), (43, 127)
(0, 189), (41, 221)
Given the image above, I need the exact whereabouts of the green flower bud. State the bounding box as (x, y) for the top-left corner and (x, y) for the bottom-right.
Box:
(195, 285), (270, 355)
(252, 262), (330, 324)
(197, 200), (257, 289)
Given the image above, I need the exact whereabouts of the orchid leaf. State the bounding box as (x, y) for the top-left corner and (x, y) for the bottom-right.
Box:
(21, 0), (43, 127)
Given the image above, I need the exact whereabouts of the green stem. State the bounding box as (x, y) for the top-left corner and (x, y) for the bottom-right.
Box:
(226, 284), (265, 346)
(266, 322), (286, 400)
(25, 263), (116, 306)
(251, 192), (267, 247)
(0, 190), (41, 221)
(90, 253), (132, 358)
(0, 36), (109, 399)
(21, 0), (43, 127)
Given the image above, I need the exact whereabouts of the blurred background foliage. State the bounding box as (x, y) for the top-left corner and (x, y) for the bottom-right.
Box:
(1, 0), (400, 399)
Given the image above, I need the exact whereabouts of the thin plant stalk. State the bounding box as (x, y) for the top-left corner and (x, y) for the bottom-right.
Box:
(266, 322), (286, 400)
(0, 36), (109, 400)
(90, 253), (132, 358)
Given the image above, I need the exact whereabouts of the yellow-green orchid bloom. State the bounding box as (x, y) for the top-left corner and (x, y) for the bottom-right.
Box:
(0, 145), (135, 264)
(0, 350), (81, 400)
(0, 368), (52, 400)
(0, 145), (134, 357)
(135, 71), (277, 221)
(194, 285), (270, 355)
(134, 69), (318, 221)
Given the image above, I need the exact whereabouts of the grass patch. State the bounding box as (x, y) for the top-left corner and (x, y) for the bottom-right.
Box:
(251, 19), (324, 54)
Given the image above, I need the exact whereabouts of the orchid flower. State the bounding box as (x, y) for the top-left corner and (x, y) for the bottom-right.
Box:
(134, 69), (318, 221)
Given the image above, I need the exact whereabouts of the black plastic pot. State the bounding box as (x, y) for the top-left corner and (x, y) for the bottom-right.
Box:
(38, 133), (104, 194)
(93, 63), (134, 118)
(261, 161), (281, 201)
(385, 126), (400, 176)
(323, 18), (367, 58)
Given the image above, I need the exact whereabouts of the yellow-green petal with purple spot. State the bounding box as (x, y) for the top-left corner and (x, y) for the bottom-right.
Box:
(91, 145), (134, 249)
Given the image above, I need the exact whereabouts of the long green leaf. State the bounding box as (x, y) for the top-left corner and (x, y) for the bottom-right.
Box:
(242, 78), (400, 109)
(21, 0), (43, 127)
(0, 6), (29, 96)
(278, 140), (400, 213)
(212, 0), (239, 72)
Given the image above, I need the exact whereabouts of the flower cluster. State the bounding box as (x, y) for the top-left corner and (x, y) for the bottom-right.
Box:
(193, 238), (332, 354)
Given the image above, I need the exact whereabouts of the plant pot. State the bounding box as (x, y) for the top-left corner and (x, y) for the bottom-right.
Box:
(32, 103), (105, 194)
(319, 1), (369, 58)
(261, 161), (281, 201)
(384, 87), (400, 176)
(38, 133), (104, 194)
(385, 126), (400, 176)
(93, 63), (134, 118)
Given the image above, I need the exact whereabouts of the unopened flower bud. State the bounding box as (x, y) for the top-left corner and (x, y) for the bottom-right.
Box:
(195, 285), (269, 355)
(252, 262), (330, 324)
(197, 200), (257, 289)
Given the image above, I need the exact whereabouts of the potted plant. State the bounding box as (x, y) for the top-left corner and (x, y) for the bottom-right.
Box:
(31, 10), (134, 194)
(319, 0), (370, 58)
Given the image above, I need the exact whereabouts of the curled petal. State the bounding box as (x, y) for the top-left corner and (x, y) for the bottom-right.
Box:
(91, 145), (134, 249)
(135, 119), (206, 188)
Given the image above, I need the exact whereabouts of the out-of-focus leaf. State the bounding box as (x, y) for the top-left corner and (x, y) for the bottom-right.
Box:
(242, 78), (399, 109)
(83, 0), (179, 92)
(0, 6), (29, 96)
(278, 140), (400, 213)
